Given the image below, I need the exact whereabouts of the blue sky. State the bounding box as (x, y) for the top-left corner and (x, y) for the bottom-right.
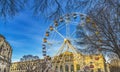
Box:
(0, 1), (92, 62)
(0, 0), (112, 62)
(0, 8), (86, 62)
(0, 10), (81, 62)
(0, 10), (51, 62)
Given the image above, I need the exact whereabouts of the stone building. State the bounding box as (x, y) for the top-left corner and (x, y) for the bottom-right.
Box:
(10, 51), (111, 72)
(0, 35), (12, 72)
(109, 59), (120, 72)
(51, 51), (109, 72)
(10, 39), (110, 72)
(10, 59), (45, 72)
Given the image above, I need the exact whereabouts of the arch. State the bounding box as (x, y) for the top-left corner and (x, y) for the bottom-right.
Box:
(98, 68), (101, 72)
(60, 65), (63, 72)
(76, 64), (80, 70)
(91, 69), (94, 72)
(71, 65), (74, 72)
(55, 66), (58, 72)
(4, 68), (6, 72)
(65, 65), (69, 72)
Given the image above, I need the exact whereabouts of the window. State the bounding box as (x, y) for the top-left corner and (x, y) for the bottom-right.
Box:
(76, 64), (80, 70)
(4, 68), (6, 72)
(98, 68), (101, 72)
(65, 65), (69, 72)
(71, 65), (74, 72)
(55, 66), (58, 72)
(60, 65), (63, 72)
(91, 69), (94, 72)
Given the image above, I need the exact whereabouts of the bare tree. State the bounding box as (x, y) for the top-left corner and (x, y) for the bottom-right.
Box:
(0, 0), (26, 19)
(32, 0), (120, 58)
(76, 0), (120, 58)
(1, 0), (119, 59)
(32, 0), (95, 19)
(88, 0), (120, 58)
(0, 0), (93, 20)
(16, 55), (43, 72)
(20, 55), (39, 62)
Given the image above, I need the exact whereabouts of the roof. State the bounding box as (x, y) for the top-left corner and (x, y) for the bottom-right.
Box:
(0, 34), (5, 39)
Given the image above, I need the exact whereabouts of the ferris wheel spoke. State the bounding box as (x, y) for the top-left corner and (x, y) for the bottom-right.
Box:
(67, 42), (78, 54)
(53, 28), (65, 39)
(71, 22), (80, 25)
(57, 24), (65, 31)
(57, 22), (64, 29)
(55, 41), (65, 56)
(51, 32), (57, 41)
(69, 21), (81, 38)
(70, 29), (76, 38)
(66, 23), (70, 38)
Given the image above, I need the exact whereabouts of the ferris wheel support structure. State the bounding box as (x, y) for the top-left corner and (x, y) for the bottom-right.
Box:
(42, 12), (101, 72)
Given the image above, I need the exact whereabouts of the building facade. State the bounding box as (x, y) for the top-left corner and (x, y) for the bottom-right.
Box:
(10, 51), (110, 72)
(10, 59), (45, 72)
(52, 51), (109, 72)
(109, 59), (120, 72)
(0, 35), (12, 72)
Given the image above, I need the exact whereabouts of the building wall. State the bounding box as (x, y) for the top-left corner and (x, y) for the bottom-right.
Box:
(52, 51), (108, 72)
(10, 52), (109, 72)
(110, 59), (120, 72)
(0, 35), (12, 72)
(10, 59), (45, 72)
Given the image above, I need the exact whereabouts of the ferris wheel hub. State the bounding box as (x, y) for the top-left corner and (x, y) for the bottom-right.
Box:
(64, 38), (67, 41)
(64, 38), (71, 44)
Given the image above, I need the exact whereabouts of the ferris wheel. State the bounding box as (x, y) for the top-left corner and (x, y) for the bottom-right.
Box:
(42, 12), (99, 57)
(41, 12), (100, 72)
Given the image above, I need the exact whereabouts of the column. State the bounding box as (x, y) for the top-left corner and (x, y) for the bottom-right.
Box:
(74, 64), (77, 72)
(63, 64), (65, 72)
(106, 64), (110, 72)
(58, 65), (60, 72)
(68, 64), (71, 72)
